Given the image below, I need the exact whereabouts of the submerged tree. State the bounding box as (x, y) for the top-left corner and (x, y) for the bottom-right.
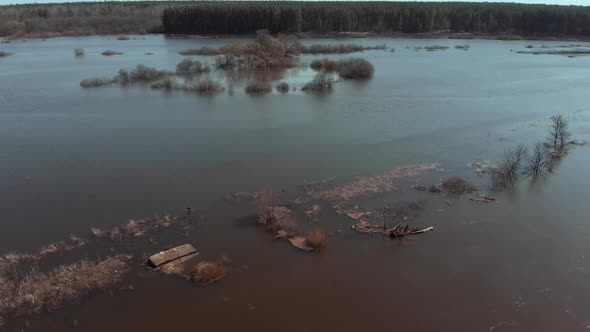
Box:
(524, 142), (552, 179)
(548, 114), (571, 156)
(494, 145), (528, 188)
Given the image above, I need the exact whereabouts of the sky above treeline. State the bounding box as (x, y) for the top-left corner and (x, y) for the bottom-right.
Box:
(0, 0), (588, 5)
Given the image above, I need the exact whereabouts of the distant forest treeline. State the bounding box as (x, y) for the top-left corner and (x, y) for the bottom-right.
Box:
(1, 1), (590, 38)
(163, 2), (590, 36)
(0, 2), (176, 37)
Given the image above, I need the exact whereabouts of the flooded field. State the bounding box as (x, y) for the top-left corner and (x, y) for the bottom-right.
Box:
(1, 35), (590, 331)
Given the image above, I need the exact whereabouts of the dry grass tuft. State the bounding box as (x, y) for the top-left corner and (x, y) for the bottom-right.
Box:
(305, 227), (327, 249)
(0, 256), (130, 322)
(190, 258), (229, 286)
(245, 82), (272, 95)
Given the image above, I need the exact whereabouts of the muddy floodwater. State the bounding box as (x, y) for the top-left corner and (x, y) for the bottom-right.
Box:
(2, 35), (590, 331)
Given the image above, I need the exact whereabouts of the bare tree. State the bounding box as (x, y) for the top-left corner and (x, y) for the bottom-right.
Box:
(549, 114), (571, 151)
(525, 142), (551, 178)
(494, 145), (528, 188)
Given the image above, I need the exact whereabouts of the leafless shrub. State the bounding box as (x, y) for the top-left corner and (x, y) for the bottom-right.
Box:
(525, 142), (552, 178)
(305, 227), (327, 249)
(185, 78), (225, 94)
(302, 73), (334, 92)
(150, 77), (176, 90)
(300, 44), (385, 54)
(276, 82), (289, 93)
(424, 45), (449, 51)
(74, 48), (85, 56)
(80, 77), (115, 88)
(179, 47), (222, 56)
(101, 50), (123, 56)
(116, 64), (169, 83)
(494, 145), (528, 188)
(455, 44), (471, 50)
(175, 59), (210, 75)
(549, 114), (571, 155)
(190, 257), (229, 285)
(337, 58), (374, 79)
(309, 58), (339, 72)
(309, 59), (323, 70)
(441, 176), (475, 194)
(245, 82), (272, 95)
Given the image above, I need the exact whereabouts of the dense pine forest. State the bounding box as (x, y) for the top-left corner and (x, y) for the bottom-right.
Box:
(163, 2), (590, 36)
(1, 1), (590, 38)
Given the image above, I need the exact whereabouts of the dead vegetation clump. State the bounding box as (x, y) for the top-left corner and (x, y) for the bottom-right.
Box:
(190, 257), (230, 286)
(276, 82), (289, 93)
(117, 35), (130, 40)
(91, 214), (176, 240)
(310, 163), (440, 201)
(305, 228), (327, 249)
(80, 77), (116, 88)
(179, 47), (223, 56)
(101, 50), (123, 56)
(0, 236), (87, 275)
(300, 44), (386, 54)
(116, 64), (170, 83)
(302, 73), (334, 92)
(424, 45), (450, 52)
(213, 30), (299, 71)
(337, 58), (374, 79)
(245, 81), (272, 95)
(455, 44), (471, 50)
(0, 256), (130, 323)
(150, 77), (177, 90)
(305, 205), (321, 222)
(74, 48), (85, 56)
(309, 58), (374, 79)
(175, 58), (210, 75)
(441, 176), (475, 194)
(185, 78), (225, 94)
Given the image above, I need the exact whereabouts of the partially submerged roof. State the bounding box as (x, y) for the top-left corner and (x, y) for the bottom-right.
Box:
(147, 244), (198, 268)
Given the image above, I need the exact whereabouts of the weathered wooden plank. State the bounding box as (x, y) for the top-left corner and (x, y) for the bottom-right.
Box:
(147, 244), (198, 268)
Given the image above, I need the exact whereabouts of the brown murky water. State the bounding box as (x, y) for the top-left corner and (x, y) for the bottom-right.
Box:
(1, 35), (590, 331)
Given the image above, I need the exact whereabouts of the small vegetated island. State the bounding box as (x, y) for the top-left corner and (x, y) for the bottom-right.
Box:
(1, 2), (590, 38)
(80, 30), (377, 94)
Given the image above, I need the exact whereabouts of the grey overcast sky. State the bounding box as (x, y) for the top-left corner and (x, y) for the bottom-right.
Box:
(0, 0), (588, 5)
(0, 0), (590, 6)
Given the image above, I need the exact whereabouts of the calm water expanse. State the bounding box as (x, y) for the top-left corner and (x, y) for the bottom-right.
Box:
(1, 35), (590, 331)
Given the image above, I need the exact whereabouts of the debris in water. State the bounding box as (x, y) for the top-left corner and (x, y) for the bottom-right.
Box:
(467, 161), (497, 176)
(469, 195), (496, 203)
(225, 191), (264, 203)
(305, 205), (321, 221)
(310, 163), (440, 201)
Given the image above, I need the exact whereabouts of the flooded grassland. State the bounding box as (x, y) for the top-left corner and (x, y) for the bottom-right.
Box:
(1, 35), (590, 331)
